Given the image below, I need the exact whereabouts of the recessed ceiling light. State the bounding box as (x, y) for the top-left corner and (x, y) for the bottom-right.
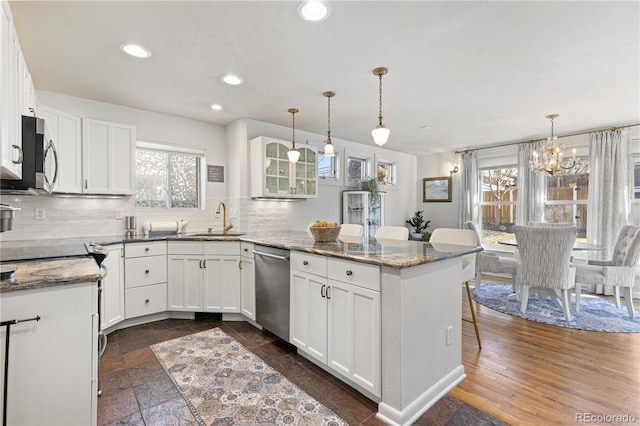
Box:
(119, 43), (151, 58)
(210, 104), (222, 111)
(222, 74), (244, 85)
(298, 1), (330, 22)
(419, 125), (432, 130)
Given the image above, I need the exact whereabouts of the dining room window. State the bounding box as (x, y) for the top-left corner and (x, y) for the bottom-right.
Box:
(479, 167), (518, 244)
(543, 166), (589, 239)
(631, 156), (640, 226)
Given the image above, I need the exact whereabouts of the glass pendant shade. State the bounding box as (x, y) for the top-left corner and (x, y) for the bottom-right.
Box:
(372, 125), (390, 146)
(287, 147), (300, 163)
(323, 141), (335, 157)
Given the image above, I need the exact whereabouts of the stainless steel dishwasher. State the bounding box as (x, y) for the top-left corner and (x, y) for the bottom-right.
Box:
(253, 244), (291, 342)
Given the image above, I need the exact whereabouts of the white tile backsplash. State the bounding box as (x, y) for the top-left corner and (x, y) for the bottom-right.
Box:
(0, 194), (292, 241)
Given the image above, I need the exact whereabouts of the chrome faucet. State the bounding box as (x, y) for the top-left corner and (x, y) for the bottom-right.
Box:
(216, 201), (234, 233)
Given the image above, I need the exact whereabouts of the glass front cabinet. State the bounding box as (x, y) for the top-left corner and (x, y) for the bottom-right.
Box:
(250, 136), (318, 199)
(342, 190), (385, 238)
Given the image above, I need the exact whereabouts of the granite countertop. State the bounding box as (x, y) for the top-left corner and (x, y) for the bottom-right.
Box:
(0, 256), (103, 293)
(0, 230), (480, 293)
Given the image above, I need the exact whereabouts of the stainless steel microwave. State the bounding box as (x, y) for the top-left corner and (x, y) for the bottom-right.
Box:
(0, 115), (58, 193)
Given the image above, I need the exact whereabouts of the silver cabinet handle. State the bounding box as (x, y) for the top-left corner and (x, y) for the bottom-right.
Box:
(84, 179), (88, 189)
(203, 259), (207, 268)
(346, 270), (353, 276)
(239, 260), (243, 270)
(199, 259), (203, 268)
(303, 260), (309, 266)
(145, 247), (150, 252)
(326, 286), (331, 299)
(11, 145), (23, 164)
(145, 269), (150, 274)
(321, 284), (326, 298)
(145, 299), (150, 304)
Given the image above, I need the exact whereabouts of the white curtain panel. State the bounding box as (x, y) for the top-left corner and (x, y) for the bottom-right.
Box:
(458, 151), (479, 227)
(586, 129), (631, 294)
(516, 141), (545, 226)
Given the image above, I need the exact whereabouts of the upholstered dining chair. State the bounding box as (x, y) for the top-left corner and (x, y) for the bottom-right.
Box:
(374, 226), (409, 240)
(429, 227), (482, 349)
(514, 225), (577, 321)
(574, 225), (640, 318)
(339, 224), (363, 238)
(463, 221), (517, 295)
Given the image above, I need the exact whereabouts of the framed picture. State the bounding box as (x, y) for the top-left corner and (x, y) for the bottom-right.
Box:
(423, 176), (452, 202)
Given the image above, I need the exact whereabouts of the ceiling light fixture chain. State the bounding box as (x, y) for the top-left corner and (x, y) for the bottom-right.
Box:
(371, 67), (390, 146)
(323, 91), (335, 157)
(287, 108), (301, 163)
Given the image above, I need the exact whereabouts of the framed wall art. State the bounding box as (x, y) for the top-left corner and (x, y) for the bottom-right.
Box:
(423, 176), (452, 202)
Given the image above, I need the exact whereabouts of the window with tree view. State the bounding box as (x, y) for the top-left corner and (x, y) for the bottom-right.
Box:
(544, 167), (589, 239)
(136, 147), (201, 208)
(480, 167), (518, 244)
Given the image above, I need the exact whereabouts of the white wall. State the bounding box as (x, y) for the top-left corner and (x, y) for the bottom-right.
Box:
(416, 151), (460, 230)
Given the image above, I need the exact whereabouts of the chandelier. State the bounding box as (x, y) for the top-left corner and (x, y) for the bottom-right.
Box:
(529, 114), (577, 175)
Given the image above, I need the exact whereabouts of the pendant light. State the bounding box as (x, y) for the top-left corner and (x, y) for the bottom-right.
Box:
(287, 108), (301, 163)
(323, 91), (335, 157)
(371, 67), (390, 146)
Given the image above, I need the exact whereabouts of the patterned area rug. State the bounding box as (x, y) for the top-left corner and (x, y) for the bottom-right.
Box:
(473, 284), (640, 332)
(151, 328), (347, 425)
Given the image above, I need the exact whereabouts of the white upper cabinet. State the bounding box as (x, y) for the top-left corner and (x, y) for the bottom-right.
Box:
(0, 2), (22, 179)
(82, 118), (135, 194)
(40, 105), (83, 193)
(250, 136), (318, 198)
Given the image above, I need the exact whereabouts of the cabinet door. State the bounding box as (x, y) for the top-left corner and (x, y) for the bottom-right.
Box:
(203, 256), (240, 313)
(327, 280), (381, 397)
(0, 4), (21, 179)
(290, 269), (328, 363)
(240, 256), (256, 320)
(40, 106), (83, 193)
(0, 283), (97, 425)
(82, 118), (135, 194)
(102, 245), (125, 329)
(263, 139), (291, 196)
(293, 146), (318, 198)
(167, 255), (203, 311)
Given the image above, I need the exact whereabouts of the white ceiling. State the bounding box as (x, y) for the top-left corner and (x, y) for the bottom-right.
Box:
(9, 1), (640, 156)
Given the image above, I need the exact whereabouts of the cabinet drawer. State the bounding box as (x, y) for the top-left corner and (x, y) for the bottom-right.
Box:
(204, 241), (240, 256)
(328, 258), (380, 291)
(125, 255), (167, 288)
(241, 242), (254, 258)
(125, 241), (167, 258)
(291, 251), (327, 277)
(168, 241), (203, 255)
(125, 283), (167, 319)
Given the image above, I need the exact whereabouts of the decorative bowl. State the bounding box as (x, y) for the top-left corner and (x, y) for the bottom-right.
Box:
(309, 226), (341, 243)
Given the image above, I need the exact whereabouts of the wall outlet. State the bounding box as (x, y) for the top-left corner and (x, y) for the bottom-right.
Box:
(115, 209), (124, 219)
(35, 208), (46, 220)
(445, 326), (453, 346)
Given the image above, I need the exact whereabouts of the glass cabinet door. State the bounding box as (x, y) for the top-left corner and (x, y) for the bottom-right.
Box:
(264, 141), (291, 195)
(294, 147), (317, 197)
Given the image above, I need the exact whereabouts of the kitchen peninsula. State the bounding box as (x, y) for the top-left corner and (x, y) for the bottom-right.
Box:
(0, 231), (480, 426)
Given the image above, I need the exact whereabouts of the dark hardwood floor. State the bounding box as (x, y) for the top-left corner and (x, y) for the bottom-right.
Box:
(98, 276), (639, 425)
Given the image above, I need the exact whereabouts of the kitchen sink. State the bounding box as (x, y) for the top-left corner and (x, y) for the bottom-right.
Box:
(188, 232), (245, 237)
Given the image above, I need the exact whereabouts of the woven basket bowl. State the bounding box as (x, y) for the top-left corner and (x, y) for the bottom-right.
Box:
(309, 226), (341, 243)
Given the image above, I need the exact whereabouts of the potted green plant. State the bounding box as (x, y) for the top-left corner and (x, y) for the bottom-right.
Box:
(360, 176), (381, 208)
(406, 210), (431, 241)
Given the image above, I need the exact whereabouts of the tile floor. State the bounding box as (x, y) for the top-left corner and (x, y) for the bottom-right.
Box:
(98, 318), (505, 425)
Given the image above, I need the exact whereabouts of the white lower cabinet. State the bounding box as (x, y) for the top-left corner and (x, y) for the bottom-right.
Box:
(101, 244), (125, 330)
(124, 241), (167, 319)
(0, 282), (98, 426)
(290, 252), (381, 397)
(167, 241), (241, 313)
(240, 242), (256, 320)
